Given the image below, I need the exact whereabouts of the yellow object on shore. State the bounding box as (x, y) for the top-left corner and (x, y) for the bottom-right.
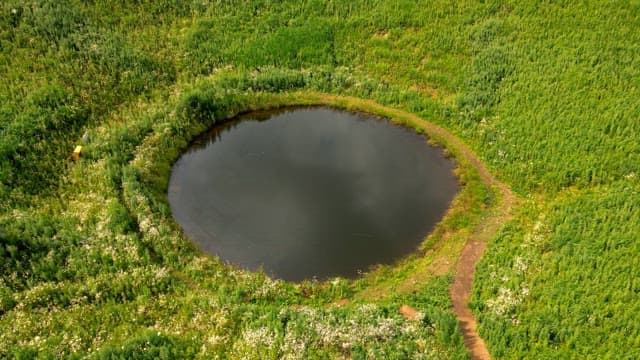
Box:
(72, 145), (82, 161)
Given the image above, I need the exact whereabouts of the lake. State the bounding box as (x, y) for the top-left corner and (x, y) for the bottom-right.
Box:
(168, 106), (459, 281)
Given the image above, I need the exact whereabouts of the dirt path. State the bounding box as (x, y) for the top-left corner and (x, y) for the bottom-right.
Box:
(300, 94), (515, 359)
(404, 106), (515, 360)
(445, 141), (514, 360)
(449, 179), (513, 359)
(408, 111), (515, 359)
(450, 239), (491, 359)
(412, 113), (514, 360)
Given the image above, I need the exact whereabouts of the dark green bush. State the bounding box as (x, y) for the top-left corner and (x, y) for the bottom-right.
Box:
(458, 45), (511, 122)
(91, 331), (199, 360)
(176, 87), (218, 125)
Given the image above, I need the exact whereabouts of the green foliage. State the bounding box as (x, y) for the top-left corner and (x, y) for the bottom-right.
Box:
(0, 214), (84, 289)
(474, 183), (640, 358)
(23, 0), (86, 42)
(1, 0), (639, 358)
(463, 2), (640, 193)
(0, 85), (88, 197)
(176, 87), (219, 125)
(185, 18), (336, 74)
(239, 20), (336, 69)
(90, 331), (199, 360)
(63, 30), (177, 108)
(461, 6), (640, 354)
(458, 45), (511, 123)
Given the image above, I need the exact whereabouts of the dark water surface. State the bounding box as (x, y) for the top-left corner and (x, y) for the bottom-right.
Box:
(168, 107), (459, 281)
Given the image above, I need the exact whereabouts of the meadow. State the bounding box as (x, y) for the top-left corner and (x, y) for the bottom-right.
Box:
(1, 0), (639, 358)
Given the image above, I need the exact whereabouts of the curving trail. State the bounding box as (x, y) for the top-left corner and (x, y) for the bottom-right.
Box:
(400, 107), (514, 360)
(307, 94), (515, 360)
(403, 106), (514, 359)
(445, 136), (514, 360)
(449, 184), (514, 359)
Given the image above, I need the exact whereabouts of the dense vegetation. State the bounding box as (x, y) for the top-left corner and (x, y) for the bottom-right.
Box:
(1, 0), (638, 358)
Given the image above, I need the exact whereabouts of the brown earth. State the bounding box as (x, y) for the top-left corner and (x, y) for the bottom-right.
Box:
(399, 304), (421, 321)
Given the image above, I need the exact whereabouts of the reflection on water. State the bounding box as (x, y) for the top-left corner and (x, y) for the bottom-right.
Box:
(169, 106), (459, 281)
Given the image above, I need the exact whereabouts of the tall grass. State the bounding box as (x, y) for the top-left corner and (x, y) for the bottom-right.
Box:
(1, 0), (639, 358)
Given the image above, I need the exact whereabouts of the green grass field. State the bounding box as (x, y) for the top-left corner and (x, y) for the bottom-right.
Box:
(1, 1), (639, 358)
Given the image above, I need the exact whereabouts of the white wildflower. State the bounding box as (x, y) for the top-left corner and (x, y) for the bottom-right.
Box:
(154, 266), (169, 279)
(281, 330), (306, 360)
(207, 334), (226, 345)
(148, 226), (160, 237)
(514, 256), (528, 273)
(254, 277), (281, 298)
(139, 218), (152, 232)
(486, 284), (530, 317)
(241, 326), (275, 348)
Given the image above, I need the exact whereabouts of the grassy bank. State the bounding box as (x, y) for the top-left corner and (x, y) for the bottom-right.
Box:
(0, 69), (492, 358)
(2, 0), (639, 358)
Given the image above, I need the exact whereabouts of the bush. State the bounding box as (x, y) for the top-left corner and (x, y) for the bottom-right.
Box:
(176, 87), (218, 125)
(90, 331), (199, 360)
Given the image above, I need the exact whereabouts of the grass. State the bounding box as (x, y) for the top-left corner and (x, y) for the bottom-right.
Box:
(2, 0), (640, 358)
(0, 72), (488, 358)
